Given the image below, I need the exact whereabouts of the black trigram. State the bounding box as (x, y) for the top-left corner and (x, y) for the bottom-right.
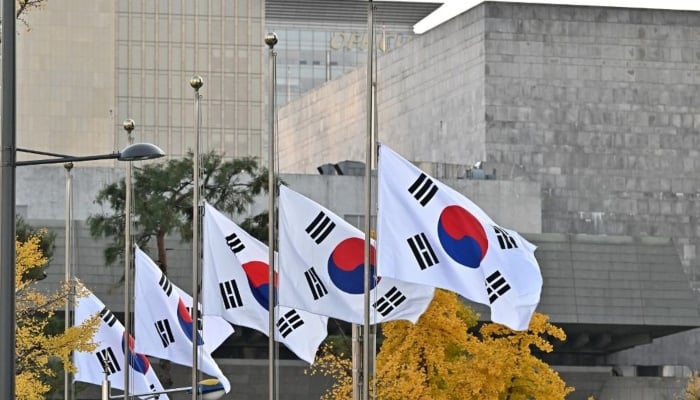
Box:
(304, 267), (328, 300)
(96, 347), (120, 375)
(158, 274), (173, 296)
(276, 309), (304, 338)
(155, 319), (175, 348)
(373, 286), (407, 317)
(408, 173), (437, 206)
(305, 211), (335, 244)
(99, 307), (117, 327)
(485, 270), (511, 304)
(219, 279), (243, 309)
(225, 233), (245, 254)
(494, 226), (518, 250)
(407, 233), (439, 270)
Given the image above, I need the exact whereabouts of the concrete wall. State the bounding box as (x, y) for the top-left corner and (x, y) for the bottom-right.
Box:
(277, 2), (487, 173)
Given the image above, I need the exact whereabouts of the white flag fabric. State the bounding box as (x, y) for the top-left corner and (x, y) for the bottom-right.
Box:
(278, 184), (434, 324)
(202, 202), (328, 364)
(73, 288), (169, 399)
(133, 247), (231, 392)
(377, 144), (542, 330)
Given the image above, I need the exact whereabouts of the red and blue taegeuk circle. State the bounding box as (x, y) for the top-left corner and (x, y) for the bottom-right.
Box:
(121, 332), (150, 374)
(437, 205), (488, 268)
(242, 260), (278, 310)
(327, 237), (377, 295)
(176, 298), (203, 345)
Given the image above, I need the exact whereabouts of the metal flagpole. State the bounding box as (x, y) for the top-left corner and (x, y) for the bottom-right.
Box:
(264, 32), (279, 400)
(64, 162), (74, 400)
(123, 119), (135, 399)
(362, 2), (375, 400)
(190, 75), (204, 400)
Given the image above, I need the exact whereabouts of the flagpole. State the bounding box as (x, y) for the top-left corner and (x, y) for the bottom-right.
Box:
(264, 32), (279, 400)
(122, 119), (135, 400)
(190, 75), (204, 400)
(362, 2), (375, 400)
(64, 161), (74, 400)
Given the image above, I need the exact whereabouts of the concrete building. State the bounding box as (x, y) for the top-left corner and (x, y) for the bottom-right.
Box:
(275, 1), (700, 398)
(18, 0), (266, 165)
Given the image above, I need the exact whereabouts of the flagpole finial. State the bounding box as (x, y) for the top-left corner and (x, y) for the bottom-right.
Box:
(122, 119), (135, 134)
(264, 32), (278, 49)
(190, 75), (204, 90)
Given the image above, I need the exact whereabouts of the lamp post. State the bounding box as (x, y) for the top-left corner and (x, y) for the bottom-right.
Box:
(8, 138), (164, 400)
(0, 0), (18, 397)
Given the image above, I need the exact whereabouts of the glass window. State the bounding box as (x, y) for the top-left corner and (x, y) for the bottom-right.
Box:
(236, 103), (248, 129)
(224, 102), (235, 127)
(171, 17), (182, 39)
(158, 0), (169, 14)
(131, 16), (142, 38)
(210, 1), (221, 16)
(210, 18), (222, 43)
(223, 75), (235, 101)
(184, 45), (195, 72)
(144, 72), (155, 97)
(118, 16), (130, 41)
(184, 0), (195, 15)
(158, 75), (169, 98)
(198, 19), (208, 44)
(171, 47), (182, 71)
(158, 45), (169, 70)
(209, 75), (222, 99)
(185, 17), (195, 43)
(118, 0), (129, 13)
(117, 44), (129, 69)
(118, 71), (129, 95)
(197, 0), (208, 15)
(158, 18), (169, 41)
(144, 44), (155, 70)
(210, 102), (222, 128)
(238, 0), (248, 17)
(143, 100), (155, 126)
(237, 22), (249, 44)
(224, 1), (235, 17)
(224, 20), (235, 43)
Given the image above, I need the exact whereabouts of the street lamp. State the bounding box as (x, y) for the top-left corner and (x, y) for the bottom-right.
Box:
(4, 135), (164, 400)
(15, 142), (165, 166)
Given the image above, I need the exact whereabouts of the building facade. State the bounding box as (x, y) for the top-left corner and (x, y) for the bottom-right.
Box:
(18, 0), (266, 165)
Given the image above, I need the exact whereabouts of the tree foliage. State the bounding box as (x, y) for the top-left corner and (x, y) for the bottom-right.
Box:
(308, 289), (573, 400)
(87, 151), (268, 273)
(686, 373), (700, 399)
(15, 233), (99, 400)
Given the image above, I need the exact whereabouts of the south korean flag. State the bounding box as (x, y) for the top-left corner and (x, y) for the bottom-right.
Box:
(278, 185), (434, 324)
(133, 247), (231, 393)
(73, 287), (169, 399)
(377, 144), (542, 331)
(202, 202), (329, 364)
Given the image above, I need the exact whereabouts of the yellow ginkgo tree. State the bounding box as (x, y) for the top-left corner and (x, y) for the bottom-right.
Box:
(15, 233), (99, 400)
(309, 289), (574, 400)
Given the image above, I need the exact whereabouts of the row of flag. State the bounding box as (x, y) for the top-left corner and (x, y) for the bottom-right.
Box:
(70, 144), (543, 396)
